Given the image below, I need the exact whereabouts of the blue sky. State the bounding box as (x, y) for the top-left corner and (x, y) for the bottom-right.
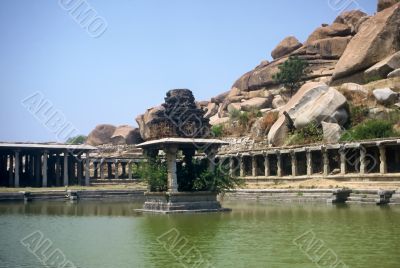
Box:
(0, 0), (376, 142)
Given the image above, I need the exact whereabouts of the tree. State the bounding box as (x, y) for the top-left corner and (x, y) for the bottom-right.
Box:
(273, 56), (309, 97)
(66, 135), (87, 144)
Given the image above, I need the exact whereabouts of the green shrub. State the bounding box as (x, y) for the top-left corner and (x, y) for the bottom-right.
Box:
(288, 122), (323, 145)
(211, 124), (224, 137)
(66, 135), (87, 144)
(340, 120), (398, 141)
(238, 111), (249, 127)
(228, 108), (241, 120)
(136, 159), (168, 192)
(349, 104), (369, 126)
(193, 168), (244, 194)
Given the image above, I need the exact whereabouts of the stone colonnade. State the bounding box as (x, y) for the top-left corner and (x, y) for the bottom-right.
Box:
(216, 142), (399, 178)
(91, 159), (139, 180)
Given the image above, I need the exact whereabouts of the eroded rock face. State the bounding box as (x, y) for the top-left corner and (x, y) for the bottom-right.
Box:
(333, 10), (368, 33)
(110, 125), (143, 145)
(378, 0), (399, 12)
(364, 51), (400, 79)
(322, 122), (343, 144)
(305, 23), (352, 44)
(373, 88), (399, 105)
(136, 89), (211, 141)
(332, 4), (400, 82)
(271, 36), (302, 59)
(388, 68), (400, 78)
(86, 124), (117, 146)
(267, 82), (348, 146)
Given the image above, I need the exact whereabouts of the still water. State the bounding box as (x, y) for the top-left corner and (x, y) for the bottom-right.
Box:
(0, 200), (399, 268)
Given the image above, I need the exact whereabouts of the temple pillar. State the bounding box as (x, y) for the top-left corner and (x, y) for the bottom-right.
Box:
(77, 155), (83, 185)
(379, 145), (387, 174)
(276, 152), (282, 177)
(114, 161), (119, 179)
(164, 146), (178, 192)
(100, 160), (105, 179)
(121, 162), (127, 178)
(359, 146), (366, 174)
(239, 155), (245, 177)
(63, 152), (69, 186)
(322, 147), (329, 176)
(34, 153), (41, 186)
(128, 161), (133, 180)
(252, 155), (257, 177)
(306, 150), (312, 176)
(8, 154), (14, 187)
(340, 147), (347, 175)
(107, 162), (112, 179)
(205, 147), (217, 173)
(264, 152), (270, 177)
(42, 151), (48, 187)
(85, 152), (90, 186)
(290, 150), (297, 177)
(55, 154), (61, 186)
(14, 151), (20, 187)
(93, 162), (98, 178)
(229, 156), (235, 177)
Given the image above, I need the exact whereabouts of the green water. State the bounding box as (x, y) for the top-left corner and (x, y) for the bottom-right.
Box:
(0, 201), (399, 268)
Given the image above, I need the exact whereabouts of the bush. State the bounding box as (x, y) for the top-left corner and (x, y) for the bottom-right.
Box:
(136, 159), (168, 192)
(211, 124), (224, 137)
(349, 104), (369, 126)
(66, 135), (87, 144)
(288, 122), (323, 145)
(260, 111), (279, 133)
(228, 108), (241, 120)
(340, 120), (398, 141)
(193, 168), (245, 194)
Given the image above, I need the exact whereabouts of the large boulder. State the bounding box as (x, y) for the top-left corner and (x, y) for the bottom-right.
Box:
(204, 102), (219, 119)
(378, 0), (399, 12)
(135, 106), (166, 141)
(305, 23), (352, 44)
(305, 36), (351, 59)
(86, 124), (117, 146)
(322, 122), (343, 144)
(372, 88), (399, 105)
(110, 125), (142, 145)
(333, 10), (368, 33)
(364, 51), (400, 79)
(332, 4), (400, 82)
(388, 68), (400, 78)
(339, 83), (368, 96)
(271, 36), (302, 59)
(267, 82), (348, 146)
(240, 97), (272, 111)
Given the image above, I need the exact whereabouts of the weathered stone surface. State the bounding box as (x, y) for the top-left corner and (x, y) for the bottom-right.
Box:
(372, 88), (399, 105)
(369, 107), (396, 119)
(209, 115), (229, 126)
(388, 68), (400, 78)
(86, 124), (117, 146)
(227, 102), (242, 112)
(240, 97), (272, 111)
(268, 82), (348, 146)
(136, 89), (210, 140)
(211, 91), (229, 104)
(333, 10), (368, 33)
(272, 95), (286, 109)
(364, 52), (400, 79)
(271, 36), (302, 59)
(378, 0), (398, 12)
(110, 125), (142, 145)
(305, 36), (351, 59)
(339, 83), (368, 96)
(322, 122), (343, 144)
(332, 4), (400, 81)
(306, 23), (352, 44)
(204, 102), (219, 119)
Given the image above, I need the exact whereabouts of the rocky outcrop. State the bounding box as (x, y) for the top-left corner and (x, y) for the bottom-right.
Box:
(240, 97), (272, 111)
(372, 88), (399, 105)
(271, 36), (302, 59)
(136, 89), (211, 141)
(305, 23), (352, 44)
(333, 10), (368, 33)
(378, 0), (399, 12)
(267, 82), (348, 146)
(322, 122), (343, 144)
(305, 36), (351, 59)
(338, 83), (368, 96)
(364, 51), (400, 79)
(86, 124), (117, 146)
(388, 68), (400, 78)
(110, 125), (142, 145)
(332, 4), (400, 82)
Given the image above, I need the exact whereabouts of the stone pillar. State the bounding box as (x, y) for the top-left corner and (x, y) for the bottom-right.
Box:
(14, 151), (20, 187)
(85, 152), (90, 186)
(379, 145), (387, 174)
(264, 153), (270, 177)
(55, 154), (61, 186)
(77, 155), (83, 185)
(276, 152), (282, 177)
(290, 150), (297, 177)
(8, 154), (14, 187)
(121, 162), (127, 178)
(306, 150), (312, 176)
(93, 162), (98, 178)
(359, 146), (366, 174)
(229, 156), (235, 177)
(42, 151), (48, 187)
(252, 155), (257, 177)
(339, 147), (347, 175)
(205, 147), (217, 173)
(34, 153), (41, 186)
(63, 152), (69, 186)
(322, 147), (329, 176)
(165, 146), (178, 192)
(100, 160), (105, 179)
(114, 161), (119, 179)
(107, 162), (112, 179)
(239, 155), (245, 177)
(128, 161), (133, 180)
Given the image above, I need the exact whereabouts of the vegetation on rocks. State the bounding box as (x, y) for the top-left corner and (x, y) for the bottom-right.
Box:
(66, 135), (87, 144)
(340, 119), (398, 141)
(287, 122), (323, 145)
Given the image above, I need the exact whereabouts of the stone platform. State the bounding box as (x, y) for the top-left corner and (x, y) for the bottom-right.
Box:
(135, 191), (231, 214)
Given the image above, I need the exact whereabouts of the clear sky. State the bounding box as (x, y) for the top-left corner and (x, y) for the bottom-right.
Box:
(0, 0), (376, 142)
